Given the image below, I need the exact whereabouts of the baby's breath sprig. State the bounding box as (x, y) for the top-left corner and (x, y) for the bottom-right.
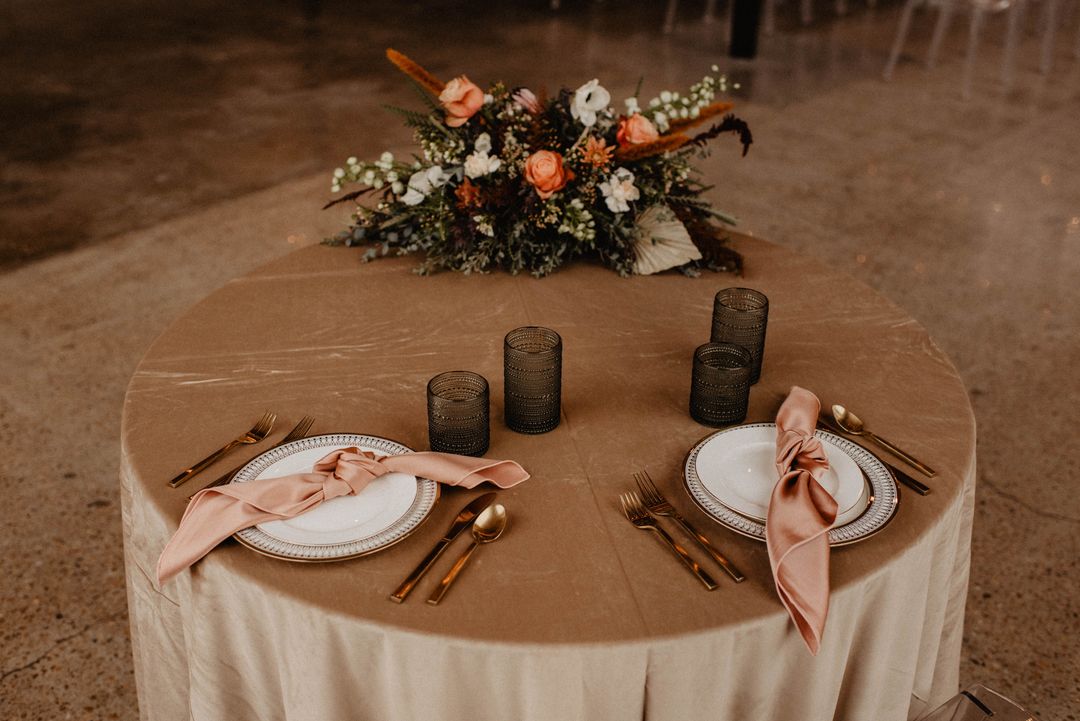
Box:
(642, 66), (738, 132)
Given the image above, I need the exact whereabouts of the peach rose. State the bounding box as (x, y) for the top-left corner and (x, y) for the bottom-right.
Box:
(616, 113), (660, 146)
(524, 150), (574, 199)
(439, 75), (484, 127)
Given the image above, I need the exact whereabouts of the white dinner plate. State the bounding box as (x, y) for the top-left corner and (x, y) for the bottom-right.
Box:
(230, 433), (439, 562)
(684, 423), (899, 546)
(693, 425), (867, 526)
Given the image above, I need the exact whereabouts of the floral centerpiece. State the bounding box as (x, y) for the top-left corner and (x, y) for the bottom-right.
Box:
(324, 49), (752, 277)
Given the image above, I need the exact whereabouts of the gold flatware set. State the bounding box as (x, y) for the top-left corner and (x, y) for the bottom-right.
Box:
(426, 503), (507, 605)
(168, 411), (278, 488)
(830, 404), (937, 478)
(621, 490), (719, 590)
(190, 415), (316, 498)
(390, 492), (508, 606)
(167, 412), (316, 491)
(620, 471), (744, 590)
(817, 404), (934, 496)
(634, 471), (745, 583)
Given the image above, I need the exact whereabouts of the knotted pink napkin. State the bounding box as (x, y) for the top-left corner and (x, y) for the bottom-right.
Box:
(766, 386), (839, 655)
(157, 447), (529, 585)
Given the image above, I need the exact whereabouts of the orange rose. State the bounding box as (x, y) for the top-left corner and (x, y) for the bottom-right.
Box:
(439, 75), (484, 127)
(616, 113), (660, 146)
(524, 150), (574, 199)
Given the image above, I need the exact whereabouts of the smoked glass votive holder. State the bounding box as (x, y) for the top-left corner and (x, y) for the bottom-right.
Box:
(503, 326), (562, 434)
(427, 371), (490, 457)
(690, 342), (752, 427)
(710, 287), (769, 384)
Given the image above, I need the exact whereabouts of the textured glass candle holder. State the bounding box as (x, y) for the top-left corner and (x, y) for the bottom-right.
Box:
(503, 326), (562, 434)
(710, 287), (769, 384)
(427, 371), (490, 457)
(690, 342), (752, 426)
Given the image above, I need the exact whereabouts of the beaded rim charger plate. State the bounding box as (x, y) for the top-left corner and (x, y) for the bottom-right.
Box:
(231, 433), (440, 562)
(684, 423), (899, 546)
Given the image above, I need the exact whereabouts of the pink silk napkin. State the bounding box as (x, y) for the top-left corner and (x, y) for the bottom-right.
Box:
(157, 447), (529, 585)
(766, 386), (839, 655)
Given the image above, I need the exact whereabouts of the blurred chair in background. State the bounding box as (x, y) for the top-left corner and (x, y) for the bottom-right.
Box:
(884, 0), (1074, 97)
(918, 684), (1039, 721)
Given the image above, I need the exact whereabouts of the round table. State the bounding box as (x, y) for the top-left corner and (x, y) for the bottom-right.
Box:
(120, 235), (975, 721)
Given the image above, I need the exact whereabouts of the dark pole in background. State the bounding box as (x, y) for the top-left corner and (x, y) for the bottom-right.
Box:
(729, 0), (763, 58)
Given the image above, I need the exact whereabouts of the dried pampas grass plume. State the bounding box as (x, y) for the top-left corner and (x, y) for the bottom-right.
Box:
(385, 48), (445, 96)
(614, 133), (693, 161)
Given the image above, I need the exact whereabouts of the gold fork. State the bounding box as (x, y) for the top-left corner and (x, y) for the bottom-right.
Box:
(189, 415), (315, 498)
(634, 471), (746, 583)
(167, 411), (276, 488)
(620, 491), (718, 591)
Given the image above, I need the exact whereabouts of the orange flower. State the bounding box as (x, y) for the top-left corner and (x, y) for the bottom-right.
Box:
(583, 136), (614, 168)
(616, 113), (660, 147)
(524, 150), (574, 199)
(455, 178), (482, 209)
(439, 76), (484, 128)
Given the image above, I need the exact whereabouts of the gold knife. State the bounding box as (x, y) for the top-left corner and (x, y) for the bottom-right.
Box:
(389, 492), (497, 603)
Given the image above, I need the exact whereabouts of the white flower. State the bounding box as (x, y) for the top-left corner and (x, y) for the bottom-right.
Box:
(401, 165), (450, 206)
(474, 132), (492, 154)
(333, 168), (345, 179)
(425, 165), (450, 187)
(464, 151), (501, 179)
(599, 167), (640, 213)
(380, 151), (394, 163)
(391, 181), (404, 195)
(660, 90), (672, 103)
(483, 93), (494, 104)
(653, 111), (669, 132)
(570, 79), (610, 127)
(624, 97), (641, 114)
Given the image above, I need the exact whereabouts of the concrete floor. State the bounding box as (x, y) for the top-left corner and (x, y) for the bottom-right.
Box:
(2, 0), (1079, 719)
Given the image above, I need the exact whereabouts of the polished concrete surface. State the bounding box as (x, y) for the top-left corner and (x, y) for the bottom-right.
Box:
(1, 0), (1079, 719)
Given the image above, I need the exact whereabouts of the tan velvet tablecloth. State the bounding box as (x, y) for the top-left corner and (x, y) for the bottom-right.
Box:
(120, 235), (976, 721)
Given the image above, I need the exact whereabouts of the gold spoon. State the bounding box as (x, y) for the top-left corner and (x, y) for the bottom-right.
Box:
(832, 404), (937, 477)
(427, 504), (508, 605)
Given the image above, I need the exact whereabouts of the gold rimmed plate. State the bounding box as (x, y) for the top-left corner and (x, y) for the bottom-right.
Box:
(683, 423), (899, 547)
(230, 433), (439, 562)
